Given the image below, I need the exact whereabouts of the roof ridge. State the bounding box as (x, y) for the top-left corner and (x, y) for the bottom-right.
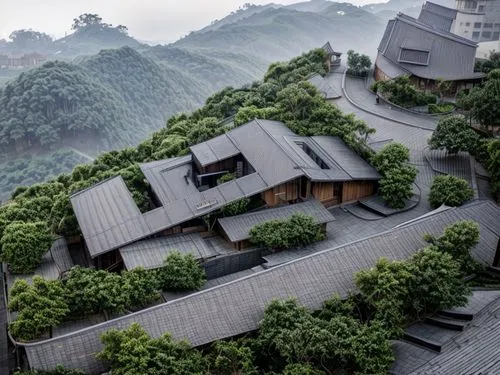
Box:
(396, 13), (477, 47)
(69, 175), (124, 198)
(307, 136), (353, 178)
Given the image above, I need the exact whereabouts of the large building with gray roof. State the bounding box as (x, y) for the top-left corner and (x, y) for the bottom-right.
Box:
(375, 11), (484, 92)
(70, 119), (379, 269)
(19, 200), (500, 373)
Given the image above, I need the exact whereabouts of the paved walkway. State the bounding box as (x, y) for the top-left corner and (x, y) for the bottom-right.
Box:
(341, 75), (439, 131)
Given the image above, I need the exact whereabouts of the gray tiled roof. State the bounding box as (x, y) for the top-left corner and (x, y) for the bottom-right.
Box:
(21, 200), (500, 374)
(418, 2), (457, 32)
(119, 233), (217, 270)
(218, 199), (335, 242)
(308, 73), (342, 99)
(377, 13), (483, 81)
(322, 42), (341, 56)
(190, 134), (239, 167)
(6, 237), (73, 289)
(70, 176), (150, 257)
(72, 120), (379, 258)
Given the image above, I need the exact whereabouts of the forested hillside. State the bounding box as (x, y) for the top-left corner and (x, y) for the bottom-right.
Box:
(174, 2), (386, 60)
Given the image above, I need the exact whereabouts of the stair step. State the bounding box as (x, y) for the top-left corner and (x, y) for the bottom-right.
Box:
(438, 309), (474, 321)
(403, 332), (442, 352)
(425, 316), (469, 331)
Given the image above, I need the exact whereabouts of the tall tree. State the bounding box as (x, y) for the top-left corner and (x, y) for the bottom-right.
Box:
(428, 114), (479, 155)
(71, 13), (104, 30)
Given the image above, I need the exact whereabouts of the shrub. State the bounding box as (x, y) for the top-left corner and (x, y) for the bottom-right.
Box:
(1, 221), (53, 274)
(424, 220), (481, 274)
(13, 365), (85, 375)
(249, 213), (325, 250)
(156, 251), (206, 291)
(379, 166), (418, 209)
(371, 143), (410, 174)
(221, 197), (250, 217)
(428, 114), (480, 154)
(377, 76), (437, 107)
(428, 103), (454, 114)
(429, 175), (474, 208)
(9, 277), (69, 341)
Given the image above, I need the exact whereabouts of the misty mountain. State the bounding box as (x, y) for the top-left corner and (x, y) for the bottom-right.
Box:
(362, 0), (455, 21)
(174, 2), (386, 60)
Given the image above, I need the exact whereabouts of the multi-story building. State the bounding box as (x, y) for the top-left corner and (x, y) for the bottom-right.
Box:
(418, 1), (500, 42)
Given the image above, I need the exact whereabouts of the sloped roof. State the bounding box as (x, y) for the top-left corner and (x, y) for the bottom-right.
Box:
(308, 73), (342, 99)
(22, 200), (500, 374)
(73, 120), (378, 258)
(119, 233), (216, 270)
(6, 237), (73, 289)
(418, 2), (457, 32)
(218, 199), (335, 243)
(377, 13), (483, 80)
(322, 41), (341, 56)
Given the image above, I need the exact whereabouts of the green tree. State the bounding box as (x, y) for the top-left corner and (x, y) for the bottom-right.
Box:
(208, 340), (258, 375)
(1, 221), (53, 274)
(370, 142), (410, 173)
(249, 213), (325, 250)
(424, 220), (480, 274)
(346, 50), (371, 76)
(121, 267), (161, 309)
(409, 247), (471, 315)
(156, 251), (206, 291)
(72, 13), (103, 30)
(468, 69), (500, 129)
(9, 277), (68, 341)
(8, 29), (53, 51)
(281, 364), (325, 375)
(98, 323), (206, 375)
(63, 266), (129, 316)
(486, 139), (500, 201)
(429, 175), (474, 208)
(378, 166), (417, 209)
(222, 198), (250, 217)
(428, 115), (479, 154)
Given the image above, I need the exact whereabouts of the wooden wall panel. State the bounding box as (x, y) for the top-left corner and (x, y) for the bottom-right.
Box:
(342, 181), (376, 202)
(262, 179), (299, 206)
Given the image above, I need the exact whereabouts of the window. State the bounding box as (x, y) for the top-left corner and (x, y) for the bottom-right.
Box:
(474, 22), (482, 28)
(398, 48), (430, 65)
(495, 24), (500, 29)
(466, 22), (471, 26)
(482, 31), (492, 38)
(472, 31), (480, 40)
(478, 5), (484, 11)
(493, 32), (500, 40)
(484, 23), (493, 28)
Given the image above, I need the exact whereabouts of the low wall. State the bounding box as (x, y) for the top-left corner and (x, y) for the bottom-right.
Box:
(203, 248), (269, 280)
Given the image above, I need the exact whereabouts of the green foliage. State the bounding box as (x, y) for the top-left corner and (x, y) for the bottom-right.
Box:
(370, 142), (410, 174)
(356, 245), (471, 326)
(121, 267), (161, 309)
(64, 266), (129, 316)
(157, 251), (206, 291)
(98, 322), (206, 375)
(428, 103), (454, 114)
(218, 172), (236, 184)
(424, 220), (481, 274)
(429, 175), (474, 208)
(1, 221), (53, 274)
(13, 365), (85, 375)
(378, 165), (417, 209)
(460, 69), (500, 129)
(474, 52), (500, 74)
(346, 49), (371, 77)
(316, 293), (355, 321)
(221, 198), (250, 217)
(377, 76), (436, 107)
(8, 277), (68, 341)
(249, 213), (325, 250)
(486, 139), (500, 201)
(208, 340), (258, 375)
(371, 143), (417, 209)
(281, 364), (325, 375)
(428, 115), (480, 154)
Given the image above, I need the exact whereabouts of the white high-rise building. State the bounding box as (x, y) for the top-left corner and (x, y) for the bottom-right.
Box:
(418, 1), (500, 42)
(454, 0), (500, 41)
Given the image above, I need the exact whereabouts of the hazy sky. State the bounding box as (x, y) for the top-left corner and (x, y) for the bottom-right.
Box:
(1, 0), (382, 43)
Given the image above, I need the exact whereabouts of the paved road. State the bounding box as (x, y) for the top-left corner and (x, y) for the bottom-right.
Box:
(342, 75), (439, 131)
(68, 147), (95, 162)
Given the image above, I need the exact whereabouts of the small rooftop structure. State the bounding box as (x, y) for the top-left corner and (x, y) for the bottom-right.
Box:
(322, 41), (342, 70)
(21, 200), (500, 373)
(218, 199), (335, 243)
(119, 233), (216, 271)
(375, 12), (484, 83)
(418, 2), (457, 32)
(71, 119), (378, 259)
